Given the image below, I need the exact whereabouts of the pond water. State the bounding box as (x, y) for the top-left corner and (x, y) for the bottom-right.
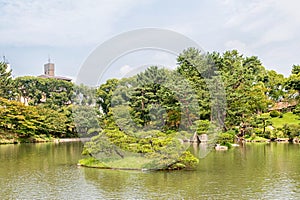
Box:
(0, 142), (300, 199)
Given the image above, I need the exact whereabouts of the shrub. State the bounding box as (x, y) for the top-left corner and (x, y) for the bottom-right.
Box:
(293, 105), (300, 114)
(217, 132), (234, 145)
(270, 110), (281, 118)
(282, 124), (300, 139)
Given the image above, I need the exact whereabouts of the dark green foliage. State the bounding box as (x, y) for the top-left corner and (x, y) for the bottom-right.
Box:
(270, 110), (281, 118)
(73, 84), (96, 106)
(96, 78), (119, 115)
(211, 50), (269, 129)
(14, 76), (73, 108)
(293, 104), (300, 115)
(282, 124), (300, 140)
(82, 48), (300, 169)
(0, 62), (14, 99)
(264, 70), (286, 101)
(81, 119), (196, 170)
(286, 65), (300, 98)
(292, 65), (300, 75)
(72, 105), (100, 137)
(216, 132), (235, 145)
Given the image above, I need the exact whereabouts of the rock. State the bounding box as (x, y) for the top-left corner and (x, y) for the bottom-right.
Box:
(215, 144), (228, 151)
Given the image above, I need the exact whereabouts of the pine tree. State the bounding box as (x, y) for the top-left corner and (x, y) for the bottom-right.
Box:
(0, 62), (14, 99)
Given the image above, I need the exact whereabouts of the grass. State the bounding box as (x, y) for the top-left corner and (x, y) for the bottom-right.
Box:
(78, 157), (108, 168)
(78, 156), (153, 170)
(105, 156), (152, 169)
(245, 135), (269, 142)
(269, 112), (300, 128)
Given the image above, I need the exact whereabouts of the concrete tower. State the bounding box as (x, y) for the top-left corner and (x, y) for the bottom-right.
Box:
(44, 57), (55, 76)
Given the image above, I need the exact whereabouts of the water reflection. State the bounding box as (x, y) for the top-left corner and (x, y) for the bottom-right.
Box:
(1, 142), (300, 199)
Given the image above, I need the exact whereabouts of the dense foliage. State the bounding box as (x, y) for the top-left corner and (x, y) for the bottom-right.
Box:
(0, 62), (14, 99)
(0, 62), (79, 143)
(0, 97), (75, 141)
(80, 48), (300, 169)
(1, 47), (300, 168)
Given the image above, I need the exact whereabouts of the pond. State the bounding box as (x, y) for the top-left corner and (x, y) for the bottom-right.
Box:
(0, 142), (300, 199)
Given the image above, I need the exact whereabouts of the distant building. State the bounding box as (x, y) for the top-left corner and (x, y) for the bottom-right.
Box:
(38, 59), (72, 82)
(268, 101), (297, 112)
(44, 62), (55, 76)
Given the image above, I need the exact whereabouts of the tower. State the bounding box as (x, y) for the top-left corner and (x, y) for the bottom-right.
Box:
(44, 57), (54, 76)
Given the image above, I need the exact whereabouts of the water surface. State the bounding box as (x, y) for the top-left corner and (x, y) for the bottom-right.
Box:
(0, 142), (299, 199)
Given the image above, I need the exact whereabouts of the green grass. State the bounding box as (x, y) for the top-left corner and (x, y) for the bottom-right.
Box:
(79, 156), (152, 170)
(245, 135), (269, 142)
(269, 112), (300, 128)
(106, 156), (152, 169)
(78, 157), (108, 168)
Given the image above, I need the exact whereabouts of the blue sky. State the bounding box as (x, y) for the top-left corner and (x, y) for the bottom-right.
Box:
(1, 0), (300, 81)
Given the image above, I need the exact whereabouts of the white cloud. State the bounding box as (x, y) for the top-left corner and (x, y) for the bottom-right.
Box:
(120, 64), (133, 76)
(152, 52), (177, 69)
(1, 0), (300, 78)
(0, 0), (140, 46)
(224, 40), (254, 56)
(223, 0), (275, 27)
(223, 0), (300, 43)
(258, 26), (295, 45)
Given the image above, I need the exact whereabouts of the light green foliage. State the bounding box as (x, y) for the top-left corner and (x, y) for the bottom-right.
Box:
(78, 157), (108, 168)
(0, 97), (75, 139)
(82, 119), (197, 170)
(193, 120), (210, 134)
(269, 112), (299, 128)
(216, 132), (235, 145)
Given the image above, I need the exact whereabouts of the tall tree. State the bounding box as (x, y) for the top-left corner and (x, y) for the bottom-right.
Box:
(96, 78), (119, 115)
(14, 76), (73, 108)
(264, 70), (286, 101)
(286, 65), (300, 98)
(0, 62), (14, 99)
(210, 50), (269, 129)
(177, 48), (211, 120)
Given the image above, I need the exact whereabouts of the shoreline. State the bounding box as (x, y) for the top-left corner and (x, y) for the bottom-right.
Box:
(54, 138), (91, 143)
(0, 137), (91, 145)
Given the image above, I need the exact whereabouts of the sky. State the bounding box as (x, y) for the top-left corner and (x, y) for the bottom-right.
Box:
(1, 0), (300, 82)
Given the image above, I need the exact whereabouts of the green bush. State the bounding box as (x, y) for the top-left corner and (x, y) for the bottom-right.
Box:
(254, 128), (262, 135)
(282, 124), (300, 139)
(217, 132), (234, 145)
(270, 110), (281, 118)
(293, 105), (300, 115)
